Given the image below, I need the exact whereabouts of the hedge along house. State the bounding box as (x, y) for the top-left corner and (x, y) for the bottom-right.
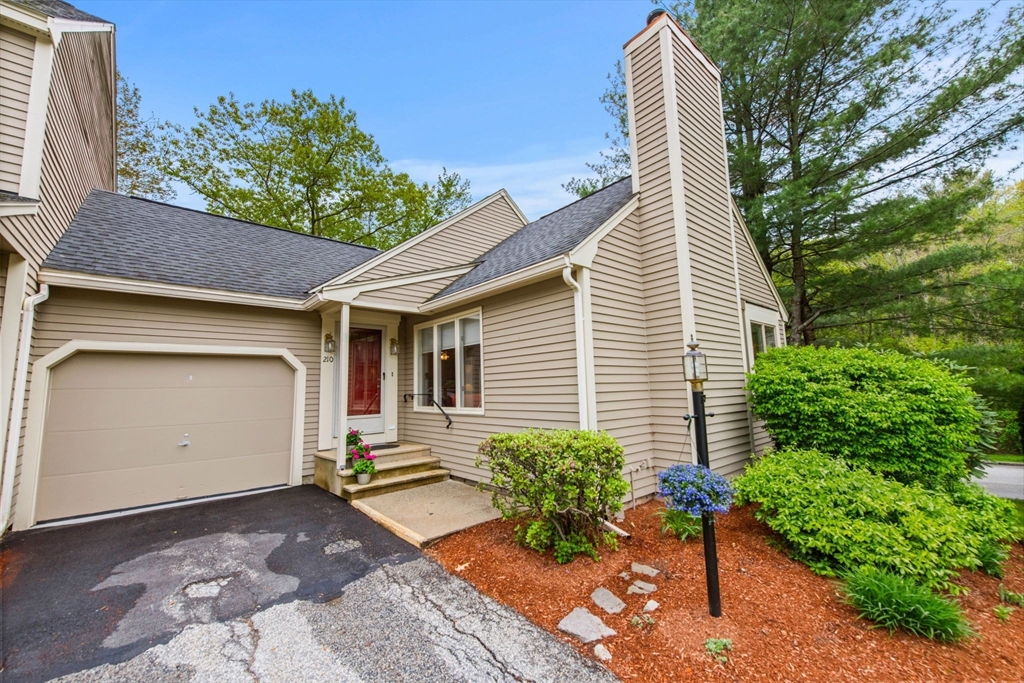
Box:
(2, 5), (786, 532)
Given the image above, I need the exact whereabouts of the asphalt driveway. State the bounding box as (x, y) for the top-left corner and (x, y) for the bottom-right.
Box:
(1, 485), (616, 683)
(976, 463), (1024, 500)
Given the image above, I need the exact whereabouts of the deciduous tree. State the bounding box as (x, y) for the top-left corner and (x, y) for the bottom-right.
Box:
(161, 90), (471, 249)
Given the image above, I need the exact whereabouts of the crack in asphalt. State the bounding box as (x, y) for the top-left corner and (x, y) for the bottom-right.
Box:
(380, 563), (530, 682)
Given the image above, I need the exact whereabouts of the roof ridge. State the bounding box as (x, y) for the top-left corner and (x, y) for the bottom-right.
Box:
(529, 176), (632, 224)
(90, 190), (380, 252)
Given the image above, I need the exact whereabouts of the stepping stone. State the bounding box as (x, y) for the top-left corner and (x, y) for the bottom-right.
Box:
(618, 572), (631, 580)
(594, 644), (612, 661)
(557, 607), (616, 643)
(631, 562), (660, 577)
(591, 587), (626, 614)
(627, 580), (657, 595)
(643, 600), (660, 613)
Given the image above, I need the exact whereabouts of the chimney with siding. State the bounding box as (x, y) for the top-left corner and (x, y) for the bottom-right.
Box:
(623, 13), (753, 476)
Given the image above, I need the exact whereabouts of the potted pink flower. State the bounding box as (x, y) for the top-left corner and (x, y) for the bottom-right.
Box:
(349, 437), (376, 484)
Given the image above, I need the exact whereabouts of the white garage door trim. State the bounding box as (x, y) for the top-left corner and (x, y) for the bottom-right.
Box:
(14, 341), (307, 531)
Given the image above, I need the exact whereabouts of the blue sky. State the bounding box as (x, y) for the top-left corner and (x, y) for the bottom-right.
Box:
(78, 0), (1021, 219)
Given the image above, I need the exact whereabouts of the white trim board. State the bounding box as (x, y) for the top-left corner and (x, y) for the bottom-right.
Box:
(13, 341), (307, 530)
(313, 190), (527, 291)
(730, 199), (789, 321)
(318, 264), (475, 306)
(39, 269), (306, 310)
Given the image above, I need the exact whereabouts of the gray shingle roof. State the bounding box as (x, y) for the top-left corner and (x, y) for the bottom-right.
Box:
(44, 190), (380, 300)
(8, 0), (109, 23)
(434, 177), (634, 299)
(0, 191), (40, 203)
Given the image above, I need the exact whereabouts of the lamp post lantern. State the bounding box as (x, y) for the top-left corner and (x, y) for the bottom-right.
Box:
(683, 339), (723, 617)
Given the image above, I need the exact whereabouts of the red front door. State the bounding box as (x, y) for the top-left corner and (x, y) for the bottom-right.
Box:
(348, 328), (382, 419)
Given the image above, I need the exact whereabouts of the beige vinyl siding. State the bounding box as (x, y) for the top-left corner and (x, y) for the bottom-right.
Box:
(0, 252), (7, 328)
(629, 30), (692, 473)
(0, 26), (35, 193)
(733, 205), (779, 311)
(398, 277), (579, 482)
(353, 197), (525, 283)
(590, 209), (658, 500)
(671, 32), (752, 477)
(353, 275), (460, 308)
(9, 288), (321, 512)
(4, 29), (115, 520)
(0, 30), (114, 276)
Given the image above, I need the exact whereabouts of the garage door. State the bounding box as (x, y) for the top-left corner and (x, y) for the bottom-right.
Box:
(36, 352), (294, 522)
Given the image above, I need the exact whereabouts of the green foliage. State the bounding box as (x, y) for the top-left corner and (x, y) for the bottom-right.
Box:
(656, 508), (702, 542)
(998, 584), (1024, 608)
(553, 533), (599, 564)
(704, 638), (732, 663)
(351, 457), (376, 475)
(841, 567), (975, 641)
(747, 346), (981, 489)
(116, 72), (175, 201)
(478, 429), (629, 563)
(161, 89), (471, 248)
(993, 409), (1023, 456)
(581, 0), (1024, 344)
(631, 614), (655, 630)
(994, 605), (1015, 622)
(734, 450), (1018, 590)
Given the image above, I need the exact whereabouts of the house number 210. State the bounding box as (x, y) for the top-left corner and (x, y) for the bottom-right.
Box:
(323, 355), (334, 363)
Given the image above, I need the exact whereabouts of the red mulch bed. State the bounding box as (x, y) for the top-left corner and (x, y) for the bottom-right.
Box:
(427, 501), (1024, 683)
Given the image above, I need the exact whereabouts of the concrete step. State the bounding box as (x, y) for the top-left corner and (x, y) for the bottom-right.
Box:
(337, 455), (441, 483)
(342, 469), (450, 501)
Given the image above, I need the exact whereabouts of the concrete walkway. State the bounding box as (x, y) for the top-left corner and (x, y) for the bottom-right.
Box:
(1, 486), (616, 683)
(352, 479), (501, 547)
(976, 463), (1024, 500)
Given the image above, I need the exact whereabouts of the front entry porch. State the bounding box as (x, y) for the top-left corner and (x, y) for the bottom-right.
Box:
(313, 442), (449, 501)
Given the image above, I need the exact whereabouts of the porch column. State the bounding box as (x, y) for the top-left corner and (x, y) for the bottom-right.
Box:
(337, 302), (350, 472)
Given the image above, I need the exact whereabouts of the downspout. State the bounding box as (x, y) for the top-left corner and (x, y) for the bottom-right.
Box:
(0, 284), (49, 533)
(563, 257), (590, 430)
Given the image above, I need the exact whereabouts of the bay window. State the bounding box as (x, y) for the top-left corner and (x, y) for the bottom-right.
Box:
(415, 311), (483, 412)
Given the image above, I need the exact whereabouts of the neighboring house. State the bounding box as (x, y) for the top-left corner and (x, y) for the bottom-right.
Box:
(1, 6), (787, 533)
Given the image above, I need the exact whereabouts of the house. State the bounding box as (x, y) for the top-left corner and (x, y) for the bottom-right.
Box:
(0, 3), (787, 533)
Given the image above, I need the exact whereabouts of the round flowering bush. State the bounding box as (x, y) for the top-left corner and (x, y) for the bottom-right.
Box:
(657, 464), (733, 516)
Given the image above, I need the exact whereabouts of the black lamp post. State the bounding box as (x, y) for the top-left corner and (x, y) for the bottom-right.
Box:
(683, 339), (723, 618)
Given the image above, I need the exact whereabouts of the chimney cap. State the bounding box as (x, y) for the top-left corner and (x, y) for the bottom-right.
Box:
(646, 8), (667, 25)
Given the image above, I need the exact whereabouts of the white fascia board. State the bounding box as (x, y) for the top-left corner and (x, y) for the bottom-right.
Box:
(568, 195), (639, 268)
(420, 256), (565, 314)
(0, 2), (49, 35)
(318, 263), (475, 304)
(730, 198), (789, 321)
(311, 190), (524, 291)
(39, 269), (305, 310)
(0, 203), (39, 217)
(48, 18), (113, 34)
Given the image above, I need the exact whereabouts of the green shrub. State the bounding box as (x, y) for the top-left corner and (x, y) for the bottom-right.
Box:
(841, 567), (975, 641)
(994, 409), (1023, 455)
(734, 449), (1017, 590)
(657, 508), (703, 541)
(747, 346), (980, 489)
(477, 429), (629, 562)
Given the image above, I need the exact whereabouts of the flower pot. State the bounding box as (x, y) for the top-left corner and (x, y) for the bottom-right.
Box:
(356, 472), (372, 485)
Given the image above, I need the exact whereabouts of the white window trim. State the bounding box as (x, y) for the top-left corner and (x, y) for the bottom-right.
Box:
(412, 307), (485, 416)
(743, 302), (784, 370)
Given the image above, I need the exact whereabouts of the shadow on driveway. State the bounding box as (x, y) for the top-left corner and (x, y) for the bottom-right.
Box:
(1, 485), (418, 682)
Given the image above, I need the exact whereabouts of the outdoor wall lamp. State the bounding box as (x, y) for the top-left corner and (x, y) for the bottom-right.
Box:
(389, 338), (400, 356)
(323, 333), (336, 354)
(682, 338), (722, 618)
